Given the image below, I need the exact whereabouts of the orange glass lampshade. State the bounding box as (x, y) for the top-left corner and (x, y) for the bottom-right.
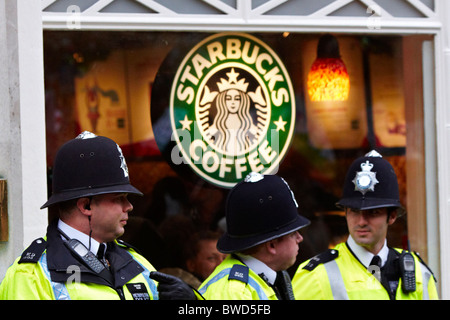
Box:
(307, 34), (350, 102)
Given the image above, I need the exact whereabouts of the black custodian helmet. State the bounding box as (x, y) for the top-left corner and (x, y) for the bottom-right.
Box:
(41, 131), (142, 209)
(217, 172), (310, 254)
(336, 150), (403, 211)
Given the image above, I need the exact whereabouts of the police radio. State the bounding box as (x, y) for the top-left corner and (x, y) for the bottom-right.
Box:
(64, 239), (106, 274)
(399, 250), (416, 293)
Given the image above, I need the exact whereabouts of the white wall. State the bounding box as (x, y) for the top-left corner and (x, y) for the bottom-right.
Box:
(1, 0), (448, 298)
(0, 0), (48, 280)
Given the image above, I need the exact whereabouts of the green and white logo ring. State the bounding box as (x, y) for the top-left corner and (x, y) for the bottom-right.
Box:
(170, 32), (295, 188)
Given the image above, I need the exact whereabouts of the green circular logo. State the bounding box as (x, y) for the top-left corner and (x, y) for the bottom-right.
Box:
(170, 33), (295, 188)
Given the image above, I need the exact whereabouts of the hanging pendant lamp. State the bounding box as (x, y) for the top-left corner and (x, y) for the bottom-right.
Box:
(307, 34), (350, 101)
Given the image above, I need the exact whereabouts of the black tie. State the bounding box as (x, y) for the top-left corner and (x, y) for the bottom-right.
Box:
(97, 243), (109, 269)
(370, 255), (381, 268)
(274, 271), (295, 300)
(369, 255), (382, 284)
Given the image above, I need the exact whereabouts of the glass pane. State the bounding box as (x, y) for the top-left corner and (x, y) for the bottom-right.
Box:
(44, 31), (419, 279)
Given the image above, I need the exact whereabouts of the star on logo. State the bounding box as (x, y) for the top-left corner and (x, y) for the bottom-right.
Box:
(352, 161), (379, 195)
(226, 68), (239, 84)
(179, 115), (193, 131)
(274, 116), (287, 132)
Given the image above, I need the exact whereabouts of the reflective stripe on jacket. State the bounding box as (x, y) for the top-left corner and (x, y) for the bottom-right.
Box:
(292, 242), (438, 300)
(0, 243), (159, 300)
(0, 221), (159, 300)
(198, 255), (278, 300)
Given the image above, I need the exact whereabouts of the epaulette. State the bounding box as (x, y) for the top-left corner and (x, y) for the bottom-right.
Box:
(18, 238), (47, 264)
(228, 264), (249, 284)
(414, 251), (437, 282)
(302, 249), (339, 271)
(117, 239), (141, 254)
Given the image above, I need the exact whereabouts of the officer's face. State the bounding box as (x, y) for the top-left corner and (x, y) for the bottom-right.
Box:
(186, 239), (226, 281)
(271, 231), (303, 271)
(90, 193), (133, 243)
(345, 208), (397, 254)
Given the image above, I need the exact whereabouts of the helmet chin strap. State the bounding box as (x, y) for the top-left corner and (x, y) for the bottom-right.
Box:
(86, 196), (93, 251)
(88, 215), (92, 251)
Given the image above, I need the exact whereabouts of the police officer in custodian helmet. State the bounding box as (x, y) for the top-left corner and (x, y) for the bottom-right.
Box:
(292, 150), (438, 300)
(0, 131), (195, 300)
(198, 172), (310, 300)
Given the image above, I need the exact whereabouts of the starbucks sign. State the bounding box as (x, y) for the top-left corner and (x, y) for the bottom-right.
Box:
(169, 33), (295, 188)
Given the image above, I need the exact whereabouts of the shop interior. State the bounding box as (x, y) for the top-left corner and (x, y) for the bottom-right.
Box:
(43, 31), (427, 276)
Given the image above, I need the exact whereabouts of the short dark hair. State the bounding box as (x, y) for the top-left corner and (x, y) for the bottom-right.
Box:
(56, 198), (82, 217)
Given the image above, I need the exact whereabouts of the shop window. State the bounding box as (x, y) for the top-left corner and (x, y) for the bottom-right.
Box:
(43, 31), (427, 274)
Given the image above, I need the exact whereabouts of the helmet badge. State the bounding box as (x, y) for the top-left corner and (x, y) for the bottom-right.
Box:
(352, 161), (379, 195)
(76, 131), (97, 140)
(244, 172), (264, 183)
(281, 177), (299, 208)
(116, 144), (129, 178)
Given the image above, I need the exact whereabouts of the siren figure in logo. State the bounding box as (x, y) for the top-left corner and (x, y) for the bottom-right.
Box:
(211, 88), (257, 154)
(203, 68), (264, 155)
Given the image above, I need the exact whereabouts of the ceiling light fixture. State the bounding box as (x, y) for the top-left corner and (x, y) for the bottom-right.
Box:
(307, 34), (350, 102)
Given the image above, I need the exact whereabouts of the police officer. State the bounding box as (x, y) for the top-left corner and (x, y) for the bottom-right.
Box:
(198, 172), (310, 300)
(292, 150), (438, 300)
(0, 131), (195, 300)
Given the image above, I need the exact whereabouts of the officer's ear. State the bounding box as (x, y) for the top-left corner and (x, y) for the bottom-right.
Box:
(265, 239), (277, 255)
(387, 208), (397, 225)
(76, 197), (92, 216)
(185, 258), (195, 273)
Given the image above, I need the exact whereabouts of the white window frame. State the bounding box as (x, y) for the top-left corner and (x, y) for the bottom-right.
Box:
(41, 0), (450, 299)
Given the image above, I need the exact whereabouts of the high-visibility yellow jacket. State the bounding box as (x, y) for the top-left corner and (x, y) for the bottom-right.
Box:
(0, 221), (158, 300)
(292, 242), (438, 300)
(198, 255), (278, 300)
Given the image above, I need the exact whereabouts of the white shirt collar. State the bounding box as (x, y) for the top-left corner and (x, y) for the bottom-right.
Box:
(235, 253), (277, 285)
(347, 235), (389, 268)
(58, 219), (103, 255)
